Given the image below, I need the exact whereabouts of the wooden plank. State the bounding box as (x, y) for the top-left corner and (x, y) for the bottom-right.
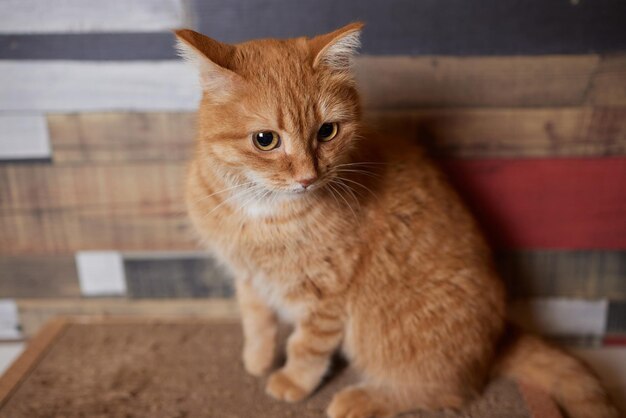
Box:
(587, 54), (626, 106)
(0, 0), (190, 34)
(48, 112), (195, 163)
(0, 33), (178, 60)
(355, 55), (599, 108)
(0, 162), (186, 211)
(15, 299), (239, 338)
(0, 57), (607, 111)
(0, 318), (68, 408)
(0, 115), (50, 161)
(0, 61), (199, 112)
(46, 107), (626, 164)
(0, 205), (195, 256)
(195, 0), (626, 56)
(368, 107), (626, 158)
(0, 256), (80, 298)
(442, 157), (626, 249)
(124, 255), (234, 299)
(498, 251), (626, 300)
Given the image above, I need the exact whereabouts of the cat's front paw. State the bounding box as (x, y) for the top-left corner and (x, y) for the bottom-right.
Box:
(265, 369), (309, 402)
(327, 386), (390, 418)
(243, 344), (274, 376)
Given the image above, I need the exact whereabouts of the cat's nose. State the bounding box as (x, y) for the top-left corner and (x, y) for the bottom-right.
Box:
(297, 176), (318, 188)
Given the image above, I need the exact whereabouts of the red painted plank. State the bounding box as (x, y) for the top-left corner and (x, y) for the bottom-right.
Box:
(440, 157), (626, 249)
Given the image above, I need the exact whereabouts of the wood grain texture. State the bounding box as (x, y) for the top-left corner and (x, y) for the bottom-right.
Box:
(0, 256), (80, 298)
(0, 163), (186, 211)
(369, 107), (626, 158)
(443, 157), (626, 249)
(15, 299), (239, 338)
(0, 61), (200, 112)
(498, 251), (626, 300)
(48, 112), (196, 163)
(0, 205), (194, 256)
(0, 0), (190, 34)
(587, 54), (626, 106)
(0, 115), (50, 161)
(46, 107), (626, 164)
(355, 55), (600, 108)
(0, 318), (68, 408)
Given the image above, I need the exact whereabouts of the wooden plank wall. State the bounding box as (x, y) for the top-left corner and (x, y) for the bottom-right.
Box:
(0, 0), (624, 340)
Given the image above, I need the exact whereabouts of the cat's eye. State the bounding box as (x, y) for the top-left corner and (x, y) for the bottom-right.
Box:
(253, 131), (280, 151)
(318, 122), (339, 142)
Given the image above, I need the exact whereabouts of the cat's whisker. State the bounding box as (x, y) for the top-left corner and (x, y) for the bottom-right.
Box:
(334, 175), (380, 202)
(333, 168), (381, 179)
(329, 179), (360, 219)
(205, 185), (260, 217)
(327, 182), (357, 220)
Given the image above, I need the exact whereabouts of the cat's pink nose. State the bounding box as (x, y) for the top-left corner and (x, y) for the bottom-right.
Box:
(297, 176), (317, 188)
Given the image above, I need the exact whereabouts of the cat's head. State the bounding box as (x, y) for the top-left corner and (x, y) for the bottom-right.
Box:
(175, 23), (363, 200)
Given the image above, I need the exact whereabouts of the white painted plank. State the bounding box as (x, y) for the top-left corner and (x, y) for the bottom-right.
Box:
(509, 298), (608, 337)
(76, 251), (127, 297)
(0, 342), (25, 376)
(0, 300), (21, 340)
(0, 61), (200, 112)
(0, 0), (191, 34)
(0, 114), (51, 160)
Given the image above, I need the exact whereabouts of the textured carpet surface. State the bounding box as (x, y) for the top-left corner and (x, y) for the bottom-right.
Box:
(1, 321), (543, 418)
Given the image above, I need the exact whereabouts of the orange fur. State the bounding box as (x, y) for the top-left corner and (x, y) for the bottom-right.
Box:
(176, 24), (620, 418)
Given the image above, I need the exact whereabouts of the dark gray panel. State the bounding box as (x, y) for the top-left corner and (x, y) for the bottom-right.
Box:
(607, 301), (626, 333)
(196, 0), (626, 55)
(0, 33), (178, 60)
(124, 256), (234, 299)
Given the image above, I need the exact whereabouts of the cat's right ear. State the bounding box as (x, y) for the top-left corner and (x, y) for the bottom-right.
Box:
(174, 29), (242, 99)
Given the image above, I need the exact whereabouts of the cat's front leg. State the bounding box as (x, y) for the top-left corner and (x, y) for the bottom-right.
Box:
(266, 310), (344, 402)
(235, 278), (278, 376)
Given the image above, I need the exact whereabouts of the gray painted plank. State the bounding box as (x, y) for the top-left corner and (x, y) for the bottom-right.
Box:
(124, 256), (234, 299)
(0, 33), (178, 61)
(0, 115), (51, 161)
(0, 61), (199, 112)
(0, 0), (191, 34)
(607, 301), (626, 333)
(195, 0), (626, 56)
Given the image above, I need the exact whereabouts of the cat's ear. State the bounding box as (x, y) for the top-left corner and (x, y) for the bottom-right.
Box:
(174, 29), (242, 98)
(309, 22), (364, 71)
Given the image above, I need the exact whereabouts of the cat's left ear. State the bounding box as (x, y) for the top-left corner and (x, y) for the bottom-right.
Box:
(309, 22), (364, 71)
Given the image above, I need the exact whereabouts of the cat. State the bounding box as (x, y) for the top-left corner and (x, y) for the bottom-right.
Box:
(175, 23), (619, 418)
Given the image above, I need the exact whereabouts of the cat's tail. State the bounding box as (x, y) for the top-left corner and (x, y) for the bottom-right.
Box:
(492, 328), (620, 418)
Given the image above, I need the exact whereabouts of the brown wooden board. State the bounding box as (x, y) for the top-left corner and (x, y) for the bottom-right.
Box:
(587, 55), (626, 106)
(48, 112), (196, 164)
(0, 256), (79, 298)
(46, 107), (626, 164)
(355, 55), (599, 108)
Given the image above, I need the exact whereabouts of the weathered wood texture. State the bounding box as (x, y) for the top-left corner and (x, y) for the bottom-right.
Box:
(1, 157), (624, 253)
(2, 251), (623, 300)
(46, 107), (626, 163)
(1, 55), (624, 111)
(124, 256), (234, 299)
(47, 112), (195, 163)
(0, 0), (190, 34)
(15, 299), (239, 338)
(0, 256), (80, 298)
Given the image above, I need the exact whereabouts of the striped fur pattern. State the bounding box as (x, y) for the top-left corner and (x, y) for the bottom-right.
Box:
(179, 24), (619, 418)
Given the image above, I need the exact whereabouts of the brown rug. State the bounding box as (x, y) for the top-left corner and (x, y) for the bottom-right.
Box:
(0, 318), (562, 418)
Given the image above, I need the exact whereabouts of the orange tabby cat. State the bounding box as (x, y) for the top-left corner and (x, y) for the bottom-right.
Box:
(175, 23), (619, 418)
